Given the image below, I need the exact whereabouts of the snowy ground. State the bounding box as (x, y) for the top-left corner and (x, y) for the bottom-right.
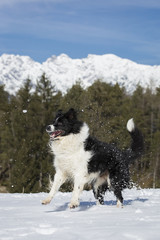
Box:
(0, 189), (160, 240)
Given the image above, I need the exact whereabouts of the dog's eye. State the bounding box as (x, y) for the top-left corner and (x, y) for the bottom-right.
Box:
(58, 122), (63, 126)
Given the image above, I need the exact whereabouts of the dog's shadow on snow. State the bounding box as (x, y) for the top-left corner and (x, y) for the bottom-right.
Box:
(78, 197), (148, 211)
(105, 197), (148, 207)
(45, 198), (148, 213)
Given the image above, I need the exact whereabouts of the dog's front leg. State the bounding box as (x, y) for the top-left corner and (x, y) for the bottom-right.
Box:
(68, 177), (85, 209)
(42, 171), (66, 205)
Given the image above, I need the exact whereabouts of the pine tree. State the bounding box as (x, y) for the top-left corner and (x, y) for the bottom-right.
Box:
(0, 85), (11, 189)
(1, 77), (160, 190)
(8, 76), (61, 192)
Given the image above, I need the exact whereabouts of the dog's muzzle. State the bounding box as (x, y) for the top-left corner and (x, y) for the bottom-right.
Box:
(46, 125), (64, 140)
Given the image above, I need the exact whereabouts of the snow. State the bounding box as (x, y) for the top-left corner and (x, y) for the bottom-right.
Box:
(22, 110), (27, 113)
(0, 189), (160, 240)
(0, 53), (160, 95)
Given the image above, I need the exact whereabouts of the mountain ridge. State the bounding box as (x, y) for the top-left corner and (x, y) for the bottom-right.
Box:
(0, 53), (160, 95)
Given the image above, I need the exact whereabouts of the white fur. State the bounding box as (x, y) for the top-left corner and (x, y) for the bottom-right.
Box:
(127, 118), (135, 132)
(42, 123), (100, 208)
(117, 199), (123, 208)
(48, 124), (55, 132)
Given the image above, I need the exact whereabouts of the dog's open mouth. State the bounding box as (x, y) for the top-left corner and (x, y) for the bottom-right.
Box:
(49, 130), (65, 140)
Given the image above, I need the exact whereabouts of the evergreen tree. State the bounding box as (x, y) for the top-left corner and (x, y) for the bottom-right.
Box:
(9, 75), (62, 192)
(1, 77), (160, 191)
(0, 85), (11, 188)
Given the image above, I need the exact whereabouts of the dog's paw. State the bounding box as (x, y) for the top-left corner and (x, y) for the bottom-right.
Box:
(96, 200), (104, 205)
(116, 200), (123, 208)
(41, 197), (52, 205)
(68, 201), (79, 209)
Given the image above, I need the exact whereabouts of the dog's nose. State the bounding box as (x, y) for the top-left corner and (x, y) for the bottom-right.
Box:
(46, 125), (51, 132)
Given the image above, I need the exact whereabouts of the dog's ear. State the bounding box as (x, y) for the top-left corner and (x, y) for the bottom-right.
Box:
(55, 109), (63, 118)
(66, 108), (77, 121)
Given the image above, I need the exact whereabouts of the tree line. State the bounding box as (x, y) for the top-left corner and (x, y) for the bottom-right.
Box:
(0, 73), (160, 193)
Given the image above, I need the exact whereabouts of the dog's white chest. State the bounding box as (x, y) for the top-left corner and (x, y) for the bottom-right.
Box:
(50, 129), (92, 178)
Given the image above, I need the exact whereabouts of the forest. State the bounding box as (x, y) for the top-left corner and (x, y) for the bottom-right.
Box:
(0, 73), (160, 193)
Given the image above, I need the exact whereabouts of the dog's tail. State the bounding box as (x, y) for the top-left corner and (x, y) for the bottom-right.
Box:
(126, 118), (144, 164)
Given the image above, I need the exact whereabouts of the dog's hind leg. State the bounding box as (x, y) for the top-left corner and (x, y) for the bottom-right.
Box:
(93, 183), (108, 205)
(42, 170), (66, 205)
(113, 188), (123, 208)
(93, 171), (110, 205)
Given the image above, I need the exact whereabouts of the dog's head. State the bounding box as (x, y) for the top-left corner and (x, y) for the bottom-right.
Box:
(46, 108), (83, 140)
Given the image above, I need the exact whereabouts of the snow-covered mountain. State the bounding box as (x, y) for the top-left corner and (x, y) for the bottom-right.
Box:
(0, 53), (160, 95)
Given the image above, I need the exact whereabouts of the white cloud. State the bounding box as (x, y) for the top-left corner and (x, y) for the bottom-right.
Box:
(1, 0), (160, 8)
(123, 0), (160, 8)
(0, 0), (73, 7)
(0, 0), (160, 65)
(0, 0), (158, 46)
(95, 0), (160, 9)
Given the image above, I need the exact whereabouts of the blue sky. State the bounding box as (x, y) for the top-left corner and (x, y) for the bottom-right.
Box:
(0, 0), (160, 65)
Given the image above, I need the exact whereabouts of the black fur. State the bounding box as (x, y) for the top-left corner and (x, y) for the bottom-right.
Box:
(47, 108), (83, 137)
(85, 132), (143, 205)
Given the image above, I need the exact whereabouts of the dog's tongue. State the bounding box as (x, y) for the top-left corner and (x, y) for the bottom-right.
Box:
(51, 132), (56, 137)
(51, 130), (61, 138)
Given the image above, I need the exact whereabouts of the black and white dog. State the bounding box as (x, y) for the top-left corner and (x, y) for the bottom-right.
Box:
(42, 108), (143, 208)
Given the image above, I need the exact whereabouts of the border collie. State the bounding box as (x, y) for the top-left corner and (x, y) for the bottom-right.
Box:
(42, 108), (143, 208)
